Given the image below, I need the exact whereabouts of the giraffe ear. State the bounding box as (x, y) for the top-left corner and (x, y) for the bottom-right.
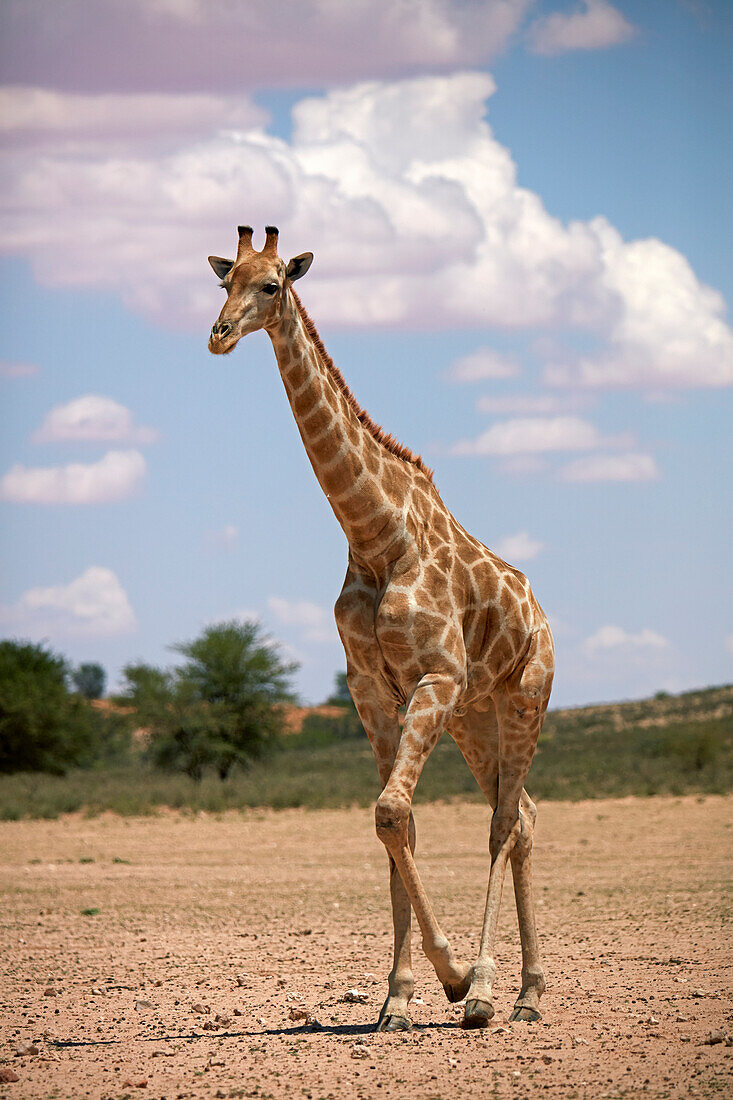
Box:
(286, 253), (313, 282)
(208, 256), (234, 280)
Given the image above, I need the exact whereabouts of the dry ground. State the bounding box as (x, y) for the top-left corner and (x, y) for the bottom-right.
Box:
(1, 796), (732, 1100)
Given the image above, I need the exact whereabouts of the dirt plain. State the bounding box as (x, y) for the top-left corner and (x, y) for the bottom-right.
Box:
(1, 795), (731, 1100)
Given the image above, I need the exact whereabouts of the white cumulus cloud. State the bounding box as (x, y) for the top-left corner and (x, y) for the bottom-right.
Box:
(452, 415), (621, 456)
(0, 87), (267, 147)
(0, 566), (136, 638)
(32, 395), (158, 445)
(561, 452), (659, 482)
(0, 360), (39, 378)
(0, 449), (145, 504)
(267, 596), (337, 644)
(0, 73), (730, 394)
(527, 0), (636, 56)
(494, 531), (545, 562)
(447, 347), (520, 383)
(584, 625), (670, 653)
(1, 0), (532, 92)
(207, 524), (239, 552)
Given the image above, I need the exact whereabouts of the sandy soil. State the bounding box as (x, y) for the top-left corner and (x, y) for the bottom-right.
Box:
(1, 795), (732, 1100)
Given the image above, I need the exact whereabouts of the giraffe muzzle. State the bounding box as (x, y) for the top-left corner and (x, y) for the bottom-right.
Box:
(209, 320), (236, 355)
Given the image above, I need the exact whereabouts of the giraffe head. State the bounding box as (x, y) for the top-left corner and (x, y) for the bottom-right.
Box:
(208, 225), (313, 355)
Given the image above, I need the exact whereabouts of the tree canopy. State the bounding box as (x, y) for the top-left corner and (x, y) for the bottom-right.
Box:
(0, 640), (102, 773)
(118, 620), (298, 780)
(72, 662), (106, 700)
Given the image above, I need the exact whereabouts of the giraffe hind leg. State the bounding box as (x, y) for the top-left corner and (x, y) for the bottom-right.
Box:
(508, 789), (545, 1022)
(452, 646), (551, 1027)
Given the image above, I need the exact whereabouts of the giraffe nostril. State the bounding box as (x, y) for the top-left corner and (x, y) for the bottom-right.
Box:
(213, 321), (232, 338)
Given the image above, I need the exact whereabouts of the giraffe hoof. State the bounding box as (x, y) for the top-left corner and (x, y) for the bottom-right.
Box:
(462, 999), (494, 1029)
(442, 971), (472, 1003)
(376, 1014), (412, 1032)
(509, 1004), (541, 1023)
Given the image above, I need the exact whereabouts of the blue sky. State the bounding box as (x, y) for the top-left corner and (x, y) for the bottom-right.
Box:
(1, 0), (731, 707)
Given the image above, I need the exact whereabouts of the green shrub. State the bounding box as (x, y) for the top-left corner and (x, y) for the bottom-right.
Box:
(0, 640), (104, 774)
(118, 621), (298, 781)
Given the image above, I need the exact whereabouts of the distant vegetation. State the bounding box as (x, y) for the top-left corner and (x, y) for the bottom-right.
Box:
(0, 641), (126, 775)
(0, 673), (730, 819)
(116, 621), (297, 781)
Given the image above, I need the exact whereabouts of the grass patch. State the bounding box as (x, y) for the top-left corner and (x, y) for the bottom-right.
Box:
(0, 685), (730, 818)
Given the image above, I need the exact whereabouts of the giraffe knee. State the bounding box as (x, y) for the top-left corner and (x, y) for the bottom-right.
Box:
(489, 808), (522, 860)
(375, 792), (410, 847)
(512, 806), (536, 862)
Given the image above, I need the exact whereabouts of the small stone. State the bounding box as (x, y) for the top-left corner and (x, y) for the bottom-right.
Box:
(15, 1042), (39, 1057)
(43, 988), (57, 997)
(341, 988), (368, 1004)
(572, 1036), (589, 1047)
(703, 1029), (726, 1046)
(214, 1013), (231, 1026)
(351, 1042), (370, 1059)
(233, 1007), (243, 1016)
(209, 1056), (226, 1067)
(289, 1006), (309, 1022)
(121, 1079), (148, 1089)
(236, 975), (248, 987)
(542, 1054), (553, 1064)
(0, 1068), (20, 1083)
(134, 999), (154, 1012)
(191, 1002), (209, 1014)
(491, 1026), (510, 1035)
(646, 1016), (659, 1025)
(202, 1020), (219, 1031)
(447, 1057), (458, 1068)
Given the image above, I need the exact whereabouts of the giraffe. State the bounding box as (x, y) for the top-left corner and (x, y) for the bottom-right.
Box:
(208, 225), (555, 1031)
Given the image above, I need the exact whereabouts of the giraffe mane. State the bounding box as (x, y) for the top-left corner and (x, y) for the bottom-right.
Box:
(291, 290), (434, 482)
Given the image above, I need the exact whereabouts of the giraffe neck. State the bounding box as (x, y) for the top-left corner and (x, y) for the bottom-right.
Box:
(267, 290), (413, 567)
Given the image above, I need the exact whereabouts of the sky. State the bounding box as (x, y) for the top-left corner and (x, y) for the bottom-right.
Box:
(1, 0), (731, 709)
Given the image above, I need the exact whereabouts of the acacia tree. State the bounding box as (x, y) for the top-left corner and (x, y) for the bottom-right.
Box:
(119, 621), (298, 781)
(72, 662), (106, 700)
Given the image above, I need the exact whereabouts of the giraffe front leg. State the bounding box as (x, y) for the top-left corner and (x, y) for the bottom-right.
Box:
(375, 672), (472, 1005)
(376, 835), (415, 1033)
(344, 671), (415, 1031)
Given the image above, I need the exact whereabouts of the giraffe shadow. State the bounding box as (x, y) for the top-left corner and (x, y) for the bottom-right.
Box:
(273, 1020), (460, 1037)
(49, 1021), (459, 1048)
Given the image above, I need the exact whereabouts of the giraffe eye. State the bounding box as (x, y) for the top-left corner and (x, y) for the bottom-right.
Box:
(261, 283), (278, 295)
